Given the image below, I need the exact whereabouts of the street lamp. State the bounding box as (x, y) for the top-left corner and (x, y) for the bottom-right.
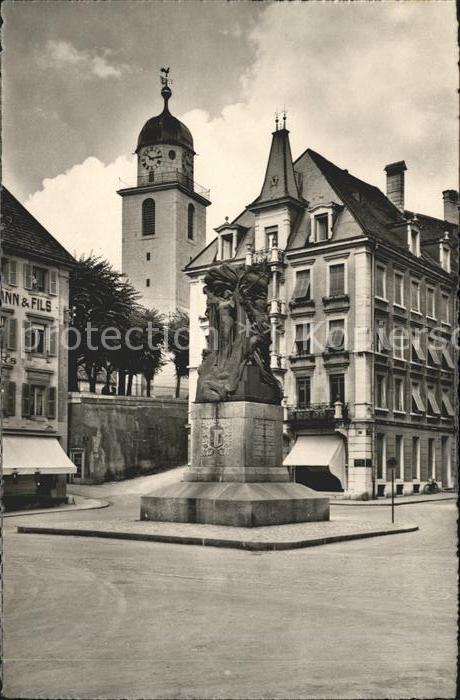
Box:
(387, 457), (397, 523)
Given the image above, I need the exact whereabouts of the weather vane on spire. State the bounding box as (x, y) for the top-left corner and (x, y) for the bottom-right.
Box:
(282, 107), (287, 128)
(160, 66), (172, 87)
(274, 109), (279, 131)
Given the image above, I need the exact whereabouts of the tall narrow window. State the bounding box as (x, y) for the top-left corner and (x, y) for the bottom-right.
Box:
(426, 288), (435, 318)
(295, 323), (311, 355)
(440, 294), (450, 324)
(297, 377), (311, 408)
(394, 272), (404, 306)
(376, 265), (386, 299)
(412, 437), (420, 480)
(265, 225), (278, 249)
(142, 198), (155, 236)
(292, 269), (311, 301)
(327, 319), (345, 352)
(315, 214), (329, 241)
(394, 377), (405, 412)
(410, 280), (420, 311)
(440, 244), (451, 272)
(329, 373), (345, 405)
(328, 263), (345, 297)
(428, 439), (436, 479)
(187, 204), (195, 240)
(376, 375), (387, 408)
(409, 229), (420, 256)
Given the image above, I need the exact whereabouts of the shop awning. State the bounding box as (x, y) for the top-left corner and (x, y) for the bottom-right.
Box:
(284, 435), (344, 466)
(2, 436), (77, 475)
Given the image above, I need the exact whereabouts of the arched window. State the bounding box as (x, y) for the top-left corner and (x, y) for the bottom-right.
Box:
(142, 199), (155, 236)
(187, 203), (195, 240)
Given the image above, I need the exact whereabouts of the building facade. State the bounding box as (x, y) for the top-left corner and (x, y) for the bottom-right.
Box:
(1, 188), (76, 509)
(186, 124), (457, 498)
(118, 75), (210, 396)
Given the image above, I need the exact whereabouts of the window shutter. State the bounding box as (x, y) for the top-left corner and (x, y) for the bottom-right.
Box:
(9, 260), (18, 286)
(7, 318), (17, 351)
(24, 321), (33, 352)
(49, 269), (58, 295)
(5, 381), (16, 417)
(23, 263), (32, 290)
(48, 325), (57, 356)
(22, 383), (31, 417)
(47, 386), (57, 419)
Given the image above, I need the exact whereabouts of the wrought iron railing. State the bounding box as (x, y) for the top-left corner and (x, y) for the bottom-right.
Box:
(118, 170), (210, 199)
(287, 402), (348, 424)
(248, 247), (285, 265)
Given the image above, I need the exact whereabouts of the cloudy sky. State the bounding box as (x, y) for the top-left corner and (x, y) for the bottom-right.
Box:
(3, 1), (457, 268)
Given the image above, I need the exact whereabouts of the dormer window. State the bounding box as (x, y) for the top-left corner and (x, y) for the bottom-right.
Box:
(315, 214), (329, 242)
(408, 227), (420, 256)
(440, 243), (451, 272)
(221, 235), (233, 260)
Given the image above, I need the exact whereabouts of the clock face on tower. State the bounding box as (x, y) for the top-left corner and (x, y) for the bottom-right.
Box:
(141, 146), (163, 171)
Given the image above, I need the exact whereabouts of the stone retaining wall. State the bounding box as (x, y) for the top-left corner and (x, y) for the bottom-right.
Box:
(68, 393), (188, 483)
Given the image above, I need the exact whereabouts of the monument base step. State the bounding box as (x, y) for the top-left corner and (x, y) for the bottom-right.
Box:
(140, 482), (330, 527)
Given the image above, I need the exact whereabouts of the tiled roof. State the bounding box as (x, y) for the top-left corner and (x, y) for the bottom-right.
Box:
(1, 187), (76, 267)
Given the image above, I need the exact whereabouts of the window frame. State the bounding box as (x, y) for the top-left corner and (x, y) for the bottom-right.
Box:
(327, 261), (346, 298)
(327, 317), (346, 352)
(376, 374), (387, 410)
(426, 286), (436, 319)
(294, 322), (311, 356)
(395, 435), (404, 480)
(375, 264), (387, 300)
(410, 280), (421, 313)
(393, 271), (405, 308)
(394, 376), (405, 413)
(440, 293), (450, 325)
(297, 376), (311, 409)
(376, 433), (386, 481)
(292, 267), (312, 302)
(187, 203), (195, 241)
(142, 198), (156, 237)
(329, 373), (345, 406)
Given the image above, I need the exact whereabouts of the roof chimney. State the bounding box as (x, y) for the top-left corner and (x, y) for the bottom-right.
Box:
(384, 161), (407, 211)
(442, 190), (458, 225)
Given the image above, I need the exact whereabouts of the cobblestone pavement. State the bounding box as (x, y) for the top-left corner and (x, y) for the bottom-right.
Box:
(3, 499), (457, 699)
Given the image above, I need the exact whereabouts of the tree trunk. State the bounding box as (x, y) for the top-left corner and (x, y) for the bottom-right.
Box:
(118, 370), (126, 396)
(146, 379), (151, 398)
(175, 374), (181, 399)
(127, 373), (133, 396)
(88, 365), (97, 393)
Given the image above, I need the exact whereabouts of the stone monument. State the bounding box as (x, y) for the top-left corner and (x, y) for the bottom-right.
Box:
(140, 262), (329, 526)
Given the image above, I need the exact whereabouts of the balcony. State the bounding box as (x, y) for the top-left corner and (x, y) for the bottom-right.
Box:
(118, 170), (210, 200)
(247, 246), (285, 266)
(287, 402), (348, 428)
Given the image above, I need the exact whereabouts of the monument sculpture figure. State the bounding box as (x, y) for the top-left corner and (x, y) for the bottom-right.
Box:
(141, 260), (330, 527)
(196, 262), (282, 404)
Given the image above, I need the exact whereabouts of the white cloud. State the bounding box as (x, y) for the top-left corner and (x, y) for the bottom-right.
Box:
(28, 3), (457, 269)
(45, 40), (127, 79)
(25, 156), (136, 268)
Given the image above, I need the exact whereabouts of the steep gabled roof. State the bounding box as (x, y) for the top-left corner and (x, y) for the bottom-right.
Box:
(306, 149), (406, 240)
(1, 187), (76, 268)
(248, 128), (303, 209)
(184, 237), (218, 271)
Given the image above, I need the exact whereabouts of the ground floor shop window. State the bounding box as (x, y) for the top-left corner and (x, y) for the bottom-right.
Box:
(411, 437), (420, 480)
(395, 435), (404, 480)
(376, 433), (386, 480)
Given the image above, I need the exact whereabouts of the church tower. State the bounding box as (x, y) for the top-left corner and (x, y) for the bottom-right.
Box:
(119, 70), (210, 317)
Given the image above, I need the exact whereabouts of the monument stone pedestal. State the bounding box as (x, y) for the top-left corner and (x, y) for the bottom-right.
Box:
(140, 400), (330, 527)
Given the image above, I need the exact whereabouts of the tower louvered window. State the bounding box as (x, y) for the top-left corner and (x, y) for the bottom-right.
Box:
(142, 199), (155, 236)
(187, 204), (195, 240)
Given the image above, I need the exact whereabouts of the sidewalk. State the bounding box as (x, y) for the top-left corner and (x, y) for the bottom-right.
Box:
(332, 492), (456, 506)
(3, 494), (109, 518)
